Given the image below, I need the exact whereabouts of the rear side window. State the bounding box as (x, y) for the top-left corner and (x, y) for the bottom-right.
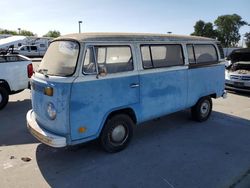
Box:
(83, 46), (133, 75)
(141, 44), (184, 69)
(217, 43), (225, 59)
(30, 46), (37, 51)
(187, 44), (218, 64)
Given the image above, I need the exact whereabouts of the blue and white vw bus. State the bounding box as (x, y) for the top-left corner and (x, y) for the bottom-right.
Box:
(26, 33), (226, 152)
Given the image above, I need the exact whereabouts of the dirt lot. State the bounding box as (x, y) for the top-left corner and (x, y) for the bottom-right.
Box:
(0, 90), (250, 188)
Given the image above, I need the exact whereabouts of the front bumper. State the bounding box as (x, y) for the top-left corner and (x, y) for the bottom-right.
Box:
(225, 80), (250, 92)
(26, 110), (67, 147)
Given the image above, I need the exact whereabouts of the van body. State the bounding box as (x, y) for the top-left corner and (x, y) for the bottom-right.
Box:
(26, 33), (226, 152)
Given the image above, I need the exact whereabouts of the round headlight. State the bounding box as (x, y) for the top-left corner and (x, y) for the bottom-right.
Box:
(47, 102), (56, 120)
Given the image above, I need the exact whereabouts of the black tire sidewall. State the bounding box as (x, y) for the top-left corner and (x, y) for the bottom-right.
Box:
(192, 97), (212, 122)
(100, 114), (134, 153)
(0, 87), (9, 110)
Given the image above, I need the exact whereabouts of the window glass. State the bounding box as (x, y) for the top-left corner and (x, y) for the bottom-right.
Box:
(194, 45), (218, 63)
(96, 47), (106, 64)
(141, 44), (184, 68)
(187, 45), (195, 64)
(31, 46), (37, 51)
(83, 47), (97, 74)
(141, 46), (153, 68)
(217, 43), (224, 59)
(39, 41), (79, 76)
(83, 46), (133, 75)
(40, 44), (46, 48)
(151, 46), (168, 68)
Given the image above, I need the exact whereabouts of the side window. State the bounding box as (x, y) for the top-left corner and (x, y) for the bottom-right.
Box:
(40, 44), (46, 48)
(217, 43), (224, 59)
(187, 44), (218, 64)
(194, 45), (218, 63)
(187, 45), (195, 64)
(141, 44), (184, 69)
(151, 46), (168, 68)
(141, 46), (153, 68)
(31, 46), (37, 51)
(83, 46), (133, 75)
(83, 47), (97, 74)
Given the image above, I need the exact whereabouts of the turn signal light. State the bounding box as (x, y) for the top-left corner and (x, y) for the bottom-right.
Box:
(44, 87), (53, 96)
(78, 127), (87, 133)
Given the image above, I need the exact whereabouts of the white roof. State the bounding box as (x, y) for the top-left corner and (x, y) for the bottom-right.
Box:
(0, 36), (27, 45)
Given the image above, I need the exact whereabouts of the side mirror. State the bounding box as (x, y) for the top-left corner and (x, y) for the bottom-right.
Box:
(98, 65), (107, 77)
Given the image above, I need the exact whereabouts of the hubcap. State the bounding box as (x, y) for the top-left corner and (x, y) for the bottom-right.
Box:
(111, 125), (126, 143)
(201, 100), (210, 117)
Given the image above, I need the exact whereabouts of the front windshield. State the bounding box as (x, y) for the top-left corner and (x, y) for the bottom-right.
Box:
(38, 40), (79, 76)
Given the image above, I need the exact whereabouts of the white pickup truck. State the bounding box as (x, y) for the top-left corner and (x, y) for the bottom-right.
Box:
(0, 53), (33, 110)
(15, 45), (46, 57)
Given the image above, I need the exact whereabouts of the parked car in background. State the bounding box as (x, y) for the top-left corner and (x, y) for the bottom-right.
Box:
(0, 51), (33, 110)
(15, 45), (46, 57)
(225, 48), (250, 92)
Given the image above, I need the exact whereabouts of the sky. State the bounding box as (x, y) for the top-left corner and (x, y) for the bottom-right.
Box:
(0, 0), (249, 38)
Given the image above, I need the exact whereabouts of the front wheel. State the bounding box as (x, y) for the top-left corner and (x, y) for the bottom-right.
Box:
(0, 87), (9, 110)
(100, 114), (134, 153)
(191, 96), (212, 122)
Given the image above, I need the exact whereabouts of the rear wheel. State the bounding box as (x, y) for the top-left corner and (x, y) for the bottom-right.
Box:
(191, 96), (212, 122)
(100, 114), (134, 153)
(0, 87), (9, 110)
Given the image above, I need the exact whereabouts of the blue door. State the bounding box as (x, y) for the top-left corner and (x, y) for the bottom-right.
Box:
(70, 45), (139, 141)
(138, 44), (188, 121)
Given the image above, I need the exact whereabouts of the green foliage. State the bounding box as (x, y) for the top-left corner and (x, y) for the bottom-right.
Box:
(191, 20), (217, 39)
(0, 29), (18, 35)
(191, 14), (247, 47)
(43, 30), (61, 38)
(0, 29), (34, 36)
(20, 30), (35, 36)
(214, 14), (247, 47)
(245, 32), (250, 48)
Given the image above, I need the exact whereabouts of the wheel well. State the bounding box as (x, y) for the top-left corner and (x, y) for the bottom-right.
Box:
(210, 93), (217, 99)
(0, 80), (10, 93)
(106, 108), (137, 124)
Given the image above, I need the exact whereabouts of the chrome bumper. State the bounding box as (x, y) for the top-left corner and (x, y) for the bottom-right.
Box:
(26, 110), (66, 148)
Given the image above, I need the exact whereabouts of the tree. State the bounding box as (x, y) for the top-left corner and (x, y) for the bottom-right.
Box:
(214, 14), (247, 47)
(0, 29), (18, 35)
(0, 29), (34, 36)
(20, 30), (35, 36)
(245, 32), (250, 48)
(43, 30), (61, 38)
(191, 20), (217, 39)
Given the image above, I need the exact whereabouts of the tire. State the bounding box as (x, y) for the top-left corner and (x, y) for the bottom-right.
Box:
(100, 114), (134, 153)
(0, 87), (9, 110)
(191, 96), (212, 122)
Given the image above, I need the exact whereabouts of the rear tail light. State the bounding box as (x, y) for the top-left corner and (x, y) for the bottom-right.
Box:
(27, 63), (33, 78)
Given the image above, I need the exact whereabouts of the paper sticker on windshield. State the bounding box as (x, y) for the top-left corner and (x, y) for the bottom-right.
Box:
(59, 41), (78, 56)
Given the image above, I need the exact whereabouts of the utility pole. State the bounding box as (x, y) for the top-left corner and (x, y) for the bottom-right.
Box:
(78, 21), (82, 33)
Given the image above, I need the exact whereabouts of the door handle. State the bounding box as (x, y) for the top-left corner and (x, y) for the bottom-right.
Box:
(130, 83), (140, 88)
